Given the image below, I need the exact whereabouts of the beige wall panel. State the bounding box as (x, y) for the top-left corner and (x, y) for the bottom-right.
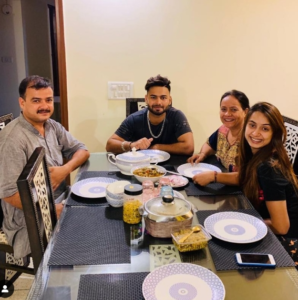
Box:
(63, 0), (298, 153)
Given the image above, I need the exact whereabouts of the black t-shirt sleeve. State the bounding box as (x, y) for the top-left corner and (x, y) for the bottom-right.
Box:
(115, 115), (135, 140)
(173, 110), (192, 138)
(257, 163), (288, 201)
(207, 129), (219, 151)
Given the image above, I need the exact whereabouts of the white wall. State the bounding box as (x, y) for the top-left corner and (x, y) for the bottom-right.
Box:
(0, 0), (25, 117)
(63, 0), (298, 153)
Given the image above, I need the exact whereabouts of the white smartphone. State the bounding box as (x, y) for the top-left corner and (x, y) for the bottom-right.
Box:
(235, 253), (276, 268)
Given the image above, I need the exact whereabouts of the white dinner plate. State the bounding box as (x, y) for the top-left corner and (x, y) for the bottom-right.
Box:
(142, 263), (225, 300)
(177, 163), (222, 179)
(138, 150), (170, 163)
(71, 177), (117, 198)
(204, 211), (268, 244)
(163, 175), (189, 188)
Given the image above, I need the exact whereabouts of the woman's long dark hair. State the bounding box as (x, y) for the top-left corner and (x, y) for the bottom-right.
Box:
(238, 102), (298, 208)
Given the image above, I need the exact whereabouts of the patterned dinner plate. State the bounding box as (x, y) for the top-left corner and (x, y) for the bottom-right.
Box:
(142, 263), (225, 300)
(204, 212), (268, 244)
(71, 177), (117, 198)
(138, 150), (170, 163)
(177, 163), (222, 179)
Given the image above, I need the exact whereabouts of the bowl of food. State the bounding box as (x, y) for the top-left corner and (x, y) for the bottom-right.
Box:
(131, 165), (166, 183)
(106, 180), (130, 207)
(171, 224), (212, 252)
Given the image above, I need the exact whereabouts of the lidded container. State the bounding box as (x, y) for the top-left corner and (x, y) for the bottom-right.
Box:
(171, 224), (212, 252)
(107, 151), (150, 175)
(123, 184), (143, 224)
(141, 195), (193, 238)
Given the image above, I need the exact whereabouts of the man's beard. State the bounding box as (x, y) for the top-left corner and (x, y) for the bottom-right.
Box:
(147, 104), (171, 116)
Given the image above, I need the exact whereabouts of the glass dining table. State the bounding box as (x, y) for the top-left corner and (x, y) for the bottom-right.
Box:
(26, 153), (298, 300)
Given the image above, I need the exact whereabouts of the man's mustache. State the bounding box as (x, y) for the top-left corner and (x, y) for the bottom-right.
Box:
(37, 109), (51, 113)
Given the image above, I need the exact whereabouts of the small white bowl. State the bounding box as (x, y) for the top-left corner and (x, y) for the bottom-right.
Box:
(106, 180), (130, 202)
(106, 194), (124, 208)
(131, 164), (166, 183)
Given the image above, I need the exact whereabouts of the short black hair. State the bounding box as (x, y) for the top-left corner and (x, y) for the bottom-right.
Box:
(145, 74), (171, 92)
(19, 75), (53, 99)
(220, 89), (250, 110)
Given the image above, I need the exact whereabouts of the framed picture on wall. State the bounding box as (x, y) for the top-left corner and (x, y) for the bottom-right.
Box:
(126, 98), (147, 117)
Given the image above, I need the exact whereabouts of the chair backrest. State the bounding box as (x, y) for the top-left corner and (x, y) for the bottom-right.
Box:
(126, 98), (147, 117)
(0, 113), (13, 131)
(0, 113), (13, 227)
(17, 147), (57, 273)
(283, 115), (298, 174)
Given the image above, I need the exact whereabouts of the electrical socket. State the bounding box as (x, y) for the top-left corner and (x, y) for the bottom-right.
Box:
(108, 81), (133, 100)
(1, 56), (13, 63)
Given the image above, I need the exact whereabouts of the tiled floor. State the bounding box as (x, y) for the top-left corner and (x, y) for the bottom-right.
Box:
(6, 259), (34, 300)
(7, 274), (34, 299)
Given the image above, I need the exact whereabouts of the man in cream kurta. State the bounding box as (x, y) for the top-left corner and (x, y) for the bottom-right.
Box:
(0, 75), (90, 258)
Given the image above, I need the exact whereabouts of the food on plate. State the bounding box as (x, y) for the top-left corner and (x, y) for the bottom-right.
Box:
(133, 167), (165, 177)
(172, 226), (208, 252)
(167, 175), (187, 187)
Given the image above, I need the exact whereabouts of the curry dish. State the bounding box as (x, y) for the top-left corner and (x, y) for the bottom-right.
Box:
(133, 167), (165, 177)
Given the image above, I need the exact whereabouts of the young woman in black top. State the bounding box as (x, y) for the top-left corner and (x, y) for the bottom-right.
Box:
(238, 102), (298, 268)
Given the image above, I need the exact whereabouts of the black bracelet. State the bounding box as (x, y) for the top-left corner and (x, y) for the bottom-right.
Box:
(214, 171), (218, 183)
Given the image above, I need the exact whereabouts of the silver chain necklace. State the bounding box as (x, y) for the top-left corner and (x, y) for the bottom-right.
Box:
(147, 110), (166, 139)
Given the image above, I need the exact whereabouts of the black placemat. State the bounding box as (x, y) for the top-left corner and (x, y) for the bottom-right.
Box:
(77, 273), (148, 300)
(185, 181), (243, 196)
(48, 206), (130, 266)
(196, 209), (296, 270)
(67, 171), (134, 206)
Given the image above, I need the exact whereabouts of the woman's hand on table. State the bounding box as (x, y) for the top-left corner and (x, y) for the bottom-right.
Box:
(187, 152), (206, 165)
(193, 171), (214, 186)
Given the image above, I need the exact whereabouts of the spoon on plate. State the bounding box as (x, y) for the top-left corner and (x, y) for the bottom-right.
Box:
(178, 226), (201, 243)
(165, 170), (183, 176)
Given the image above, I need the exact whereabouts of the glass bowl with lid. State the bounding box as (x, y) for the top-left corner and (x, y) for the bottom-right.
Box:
(140, 195), (193, 238)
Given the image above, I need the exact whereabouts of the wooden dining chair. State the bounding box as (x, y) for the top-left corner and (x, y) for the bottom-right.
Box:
(283, 115), (298, 174)
(126, 98), (146, 117)
(0, 113), (13, 131)
(17, 146), (58, 275)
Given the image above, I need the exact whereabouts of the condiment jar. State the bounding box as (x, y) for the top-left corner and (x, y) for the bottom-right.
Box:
(160, 185), (174, 198)
(123, 184), (143, 224)
(154, 177), (170, 197)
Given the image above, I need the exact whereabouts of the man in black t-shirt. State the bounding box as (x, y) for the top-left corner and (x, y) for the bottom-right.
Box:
(106, 75), (194, 155)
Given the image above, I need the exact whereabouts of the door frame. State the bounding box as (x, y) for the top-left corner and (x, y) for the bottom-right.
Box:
(55, 0), (68, 130)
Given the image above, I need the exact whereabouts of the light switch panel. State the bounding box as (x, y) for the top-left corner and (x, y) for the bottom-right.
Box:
(108, 81), (134, 100)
